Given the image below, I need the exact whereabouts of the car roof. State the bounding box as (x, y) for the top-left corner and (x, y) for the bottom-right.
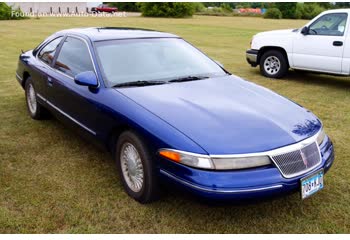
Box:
(55, 27), (179, 41)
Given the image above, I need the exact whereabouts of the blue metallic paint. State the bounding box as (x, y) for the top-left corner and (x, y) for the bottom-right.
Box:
(16, 28), (334, 201)
(74, 71), (98, 87)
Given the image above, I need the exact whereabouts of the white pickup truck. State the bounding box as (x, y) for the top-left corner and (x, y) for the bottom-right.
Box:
(246, 9), (350, 78)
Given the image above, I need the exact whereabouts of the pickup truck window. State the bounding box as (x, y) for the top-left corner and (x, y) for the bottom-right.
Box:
(309, 13), (348, 36)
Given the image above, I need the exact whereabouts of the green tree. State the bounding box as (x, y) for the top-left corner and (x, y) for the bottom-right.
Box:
(139, 3), (195, 18)
(0, 3), (27, 20)
(300, 3), (325, 20)
(334, 2), (350, 8)
(193, 2), (205, 13)
(264, 8), (282, 19)
(220, 3), (232, 12)
(276, 2), (297, 19)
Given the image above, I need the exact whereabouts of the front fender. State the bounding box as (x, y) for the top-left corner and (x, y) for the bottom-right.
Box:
(98, 88), (209, 156)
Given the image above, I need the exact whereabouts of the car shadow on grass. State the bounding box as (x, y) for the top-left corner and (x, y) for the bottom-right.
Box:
(286, 70), (350, 89)
(248, 68), (350, 90)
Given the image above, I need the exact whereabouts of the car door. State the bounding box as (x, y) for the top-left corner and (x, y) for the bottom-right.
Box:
(33, 36), (64, 100)
(292, 12), (348, 74)
(46, 35), (101, 136)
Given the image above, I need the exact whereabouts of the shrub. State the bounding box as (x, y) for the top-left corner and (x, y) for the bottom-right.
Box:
(300, 3), (325, 20)
(193, 2), (205, 13)
(220, 3), (232, 12)
(294, 3), (303, 19)
(139, 3), (195, 18)
(264, 8), (282, 19)
(0, 3), (27, 20)
(275, 2), (297, 19)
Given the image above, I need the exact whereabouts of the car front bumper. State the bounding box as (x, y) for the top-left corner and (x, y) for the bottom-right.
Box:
(159, 135), (334, 201)
(246, 49), (258, 67)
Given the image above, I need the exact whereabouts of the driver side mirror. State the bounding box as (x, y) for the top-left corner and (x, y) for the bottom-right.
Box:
(301, 26), (309, 35)
(74, 71), (98, 88)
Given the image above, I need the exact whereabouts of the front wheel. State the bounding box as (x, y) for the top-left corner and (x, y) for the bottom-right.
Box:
(115, 131), (159, 203)
(260, 50), (288, 78)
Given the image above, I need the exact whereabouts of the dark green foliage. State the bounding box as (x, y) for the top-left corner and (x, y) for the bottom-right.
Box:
(334, 2), (350, 8)
(220, 3), (232, 12)
(300, 3), (325, 20)
(193, 2), (205, 12)
(202, 2), (236, 8)
(295, 3), (325, 20)
(275, 2), (297, 19)
(0, 3), (27, 20)
(139, 3), (195, 18)
(264, 8), (282, 19)
(107, 3), (140, 12)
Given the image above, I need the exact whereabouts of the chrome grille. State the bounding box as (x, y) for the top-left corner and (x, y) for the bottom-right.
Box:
(271, 142), (321, 178)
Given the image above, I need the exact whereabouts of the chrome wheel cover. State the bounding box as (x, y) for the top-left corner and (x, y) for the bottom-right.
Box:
(120, 142), (144, 193)
(27, 83), (37, 114)
(264, 56), (281, 75)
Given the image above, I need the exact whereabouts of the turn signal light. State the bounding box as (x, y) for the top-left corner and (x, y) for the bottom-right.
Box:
(159, 150), (181, 162)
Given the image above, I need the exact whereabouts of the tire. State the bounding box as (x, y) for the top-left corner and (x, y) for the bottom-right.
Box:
(260, 50), (288, 79)
(115, 131), (159, 203)
(25, 77), (47, 120)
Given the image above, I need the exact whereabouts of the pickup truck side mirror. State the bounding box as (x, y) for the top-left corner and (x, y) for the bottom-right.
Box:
(301, 26), (309, 35)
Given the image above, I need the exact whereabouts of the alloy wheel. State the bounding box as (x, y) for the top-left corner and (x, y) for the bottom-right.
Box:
(263, 56), (281, 75)
(27, 83), (37, 114)
(120, 142), (144, 193)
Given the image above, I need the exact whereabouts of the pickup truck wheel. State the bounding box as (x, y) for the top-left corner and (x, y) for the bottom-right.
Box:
(115, 131), (160, 203)
(260, 50), (288, 78)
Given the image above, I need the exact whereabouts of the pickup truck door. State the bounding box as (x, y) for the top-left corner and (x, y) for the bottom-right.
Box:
(292, 12), (348, 74)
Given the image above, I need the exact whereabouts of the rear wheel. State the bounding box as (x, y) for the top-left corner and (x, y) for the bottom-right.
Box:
(115, 131), (159, 203)
(25, 77), (47, 120)
(260, 50), (288, 78)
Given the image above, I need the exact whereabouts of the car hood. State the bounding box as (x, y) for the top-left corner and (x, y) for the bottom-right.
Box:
(254, 28), (296, 37)
(116, 75), (321, 154)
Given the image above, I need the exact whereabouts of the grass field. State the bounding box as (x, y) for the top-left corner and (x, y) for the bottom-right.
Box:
(0, 15), (350, 233)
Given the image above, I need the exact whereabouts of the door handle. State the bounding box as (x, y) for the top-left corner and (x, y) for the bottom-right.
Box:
(47, 77), (53, 86)
(333, 41), (343, 46)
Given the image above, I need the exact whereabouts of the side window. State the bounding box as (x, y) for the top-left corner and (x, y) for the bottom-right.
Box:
(38, 37), (63, 65)
(309, 13), (348, 36)
(54, 37), (94, 77)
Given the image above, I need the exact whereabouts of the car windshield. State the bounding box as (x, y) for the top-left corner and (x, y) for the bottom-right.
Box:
(94, 38), (227, 87)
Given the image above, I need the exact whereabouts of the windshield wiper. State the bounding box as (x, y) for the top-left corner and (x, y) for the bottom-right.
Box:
(112, 80), (166, 88)
(168, 75), (209, 83)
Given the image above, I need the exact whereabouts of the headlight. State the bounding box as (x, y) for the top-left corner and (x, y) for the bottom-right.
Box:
(212, 156), (271, 170)
(159, 149), (272, 170)
(316, 128), (326, 145)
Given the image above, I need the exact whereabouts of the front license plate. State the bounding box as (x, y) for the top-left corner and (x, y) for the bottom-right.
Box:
(301, 169), (324, 199)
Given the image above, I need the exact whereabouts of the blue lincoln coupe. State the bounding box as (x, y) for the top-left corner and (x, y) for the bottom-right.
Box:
(16, 28), (334, 203)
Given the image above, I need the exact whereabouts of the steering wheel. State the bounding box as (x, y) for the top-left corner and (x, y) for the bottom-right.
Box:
(321, 25), (329, 30)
